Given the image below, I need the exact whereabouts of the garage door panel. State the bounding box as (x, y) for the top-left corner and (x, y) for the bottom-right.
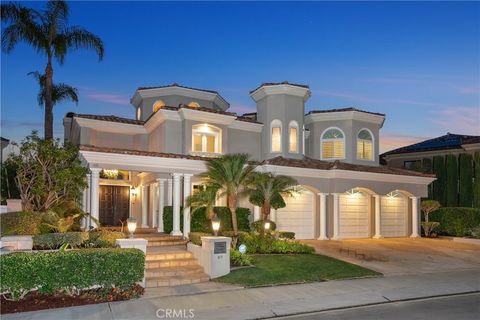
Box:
(381, 196), (406, 237)
(339, 193), (370, 239)
(276, 187), (314, 239)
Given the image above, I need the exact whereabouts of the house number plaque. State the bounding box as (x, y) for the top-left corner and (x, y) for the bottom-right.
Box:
(214, 241), (227, 254)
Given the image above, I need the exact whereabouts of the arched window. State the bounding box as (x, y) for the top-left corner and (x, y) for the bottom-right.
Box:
(188, 101), (200, 108)
(321, 127), (345, 160)
(270, 119), (282, 153)
(357, 129), (374, 160)
(136, 107), (142, 120)
(192, 124), (221, 154)
(153, 100), (165, 113)
(289, 120), (299, 153)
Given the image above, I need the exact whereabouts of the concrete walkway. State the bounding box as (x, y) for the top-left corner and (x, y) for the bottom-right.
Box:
(5, 269), (480, 320)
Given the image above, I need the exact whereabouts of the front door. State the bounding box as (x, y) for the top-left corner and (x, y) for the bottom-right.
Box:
(99, 185), (130, 226)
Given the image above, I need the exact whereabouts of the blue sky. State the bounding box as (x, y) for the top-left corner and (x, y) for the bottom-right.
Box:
(1, 1), (479, 153)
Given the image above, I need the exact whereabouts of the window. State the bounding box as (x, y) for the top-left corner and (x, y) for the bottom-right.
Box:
(321, 127), (345, 160)
(188, 101), (200, 108)
(289, 121), (299, 153)
(153, 100), (165, 113)
(136, 107), (141, 120)
(270, 119), (282, 153)
(192, 124), (221, 154)
(404, 160), (422, 171)
(357, 129), (374, 161)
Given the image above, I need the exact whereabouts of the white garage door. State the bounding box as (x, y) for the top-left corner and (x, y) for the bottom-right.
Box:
(276, 187), (314, 239)
(381, 196), (407, 237)
(339, 192), (370, 239)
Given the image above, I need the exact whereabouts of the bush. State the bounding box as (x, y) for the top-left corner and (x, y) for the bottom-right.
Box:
(230, 249), (253, 267)
(0, 211), (42, 236)
(251, 220), (276, 233)
(189, 232), (212, 246)
(163, 206), (184, 234)
(430, 207), (480, 237)
(33, 232), (89, 250)
(0, 248), (145, 300)
(276, 231), (295, 239)
(237, 232), (314, 254)
(421, 221), (440, 237)
(190, 206), (250, 233)
(86, 230), (126, 248)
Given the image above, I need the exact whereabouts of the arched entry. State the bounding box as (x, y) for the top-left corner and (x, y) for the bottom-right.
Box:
(380, 190), (409, 237)
(275, 186), (315, 239)
(339, 188), (374, 239)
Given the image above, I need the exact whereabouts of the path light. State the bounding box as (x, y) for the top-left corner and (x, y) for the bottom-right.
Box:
(127, 218), (137, 238)
(212, 214), (221, 236)
(264, 221), (271, 232)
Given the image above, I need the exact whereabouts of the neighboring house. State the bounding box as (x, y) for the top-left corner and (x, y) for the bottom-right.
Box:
(1, 137), (9, 164)
(64, 82), (435, 240)
(381, 133), (480, 207)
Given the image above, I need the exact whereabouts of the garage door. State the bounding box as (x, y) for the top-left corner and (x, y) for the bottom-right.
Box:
(276, 187), (314, 239)
(339, 192), (370, 239)
(381, 196), (407, 237)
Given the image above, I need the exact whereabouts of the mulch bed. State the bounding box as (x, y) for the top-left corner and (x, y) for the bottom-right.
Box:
(1, 285), (144, 314)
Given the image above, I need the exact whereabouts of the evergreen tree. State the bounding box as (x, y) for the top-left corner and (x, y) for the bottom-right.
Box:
(432, 156), (446, 206)
(473, 152), (480, 208)
(458, 154), (473, 207)
(445, 155), (458, 207)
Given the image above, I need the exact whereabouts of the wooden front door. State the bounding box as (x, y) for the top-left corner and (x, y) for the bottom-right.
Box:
(99, 185), (130, 226)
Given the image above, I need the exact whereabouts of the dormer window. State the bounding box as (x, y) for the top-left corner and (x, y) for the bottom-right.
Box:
(321, 127), (345, 160)
(270, 119), (282, 153)
(136, 107), (141, 120)
(192, 124), (221, 154)
(188, 101), (200, 108)
(289, 121), (299, 153)
(153, 100), (165, 112)
(357, 129), (374, 161)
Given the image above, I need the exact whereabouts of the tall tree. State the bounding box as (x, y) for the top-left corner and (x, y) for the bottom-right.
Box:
(186, 185), (219, 221)
(473, 152), (480, 208)
(1, 0), (104, 139)
(432, 156), (446, 206)
(458, 153), (473, 207)
(422, 158), (433, 199)
(200, 154), (256, 243)
(445, 155), (458, 207)
(28, 71), (78, 108)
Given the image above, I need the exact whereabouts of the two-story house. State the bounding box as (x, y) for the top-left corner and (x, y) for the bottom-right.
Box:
(64, 82), (435, 240)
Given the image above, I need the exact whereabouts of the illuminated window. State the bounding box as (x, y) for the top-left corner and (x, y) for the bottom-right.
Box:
(136, 107), (141, 120)
(271, 119), (282, 153)
(153, 100), (165, 112)
(289, 121), (299, 153)
(188, 101), (200, 108)
(192, 124), (221, 154)
(321, 127), (345, 160)
(357, 129), (373, 161)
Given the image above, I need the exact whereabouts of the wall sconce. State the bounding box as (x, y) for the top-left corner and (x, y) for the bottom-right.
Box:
(130, 186), (138, 197)
(211, 214), (221, 236)
(127, 217), (137, 238)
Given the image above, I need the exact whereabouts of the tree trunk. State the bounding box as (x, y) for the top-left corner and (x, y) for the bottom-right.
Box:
(228, 193), (238, 247)
(263, 202), (271, 221)
(44, 59), (54, 140)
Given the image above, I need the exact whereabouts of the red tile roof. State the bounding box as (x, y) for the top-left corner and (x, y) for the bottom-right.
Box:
(306, 107), (385, 117)
(137, 83), (220, 95)
(79, 145), (211, 161)
(67, 113), (144, 125)
(250, 81), (310, 94)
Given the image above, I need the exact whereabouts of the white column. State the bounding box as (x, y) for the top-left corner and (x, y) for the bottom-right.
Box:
(151, 182), (158, 228)
(89, 169), (101, 229)
(373, 195), (382, 239)
(253, 206), (261, 221)
(183, 174), (193, 239)
(171, 173), (183, 236)
(167, 178), (173, 206)
(410, 196), (420, 238)
(141, 185), (148, 228)
(332, 193), (340, 240)
(157, 178), (166, 233)
(318, 193), (328, 240)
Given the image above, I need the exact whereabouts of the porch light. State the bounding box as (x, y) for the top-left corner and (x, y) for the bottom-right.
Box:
(387, 190), (399, 198)
(346, 188), (360, 198)
(212, 214), (221, 236)
(130, 186), (138, 197)
(127, 218), (137, 238)
(264, 221), (271, 231)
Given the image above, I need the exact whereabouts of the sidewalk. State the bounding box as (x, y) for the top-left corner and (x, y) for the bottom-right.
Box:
(4, 269), (480, 320)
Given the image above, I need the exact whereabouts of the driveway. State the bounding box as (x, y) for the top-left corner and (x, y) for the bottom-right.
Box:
(302, 238), (480, 276)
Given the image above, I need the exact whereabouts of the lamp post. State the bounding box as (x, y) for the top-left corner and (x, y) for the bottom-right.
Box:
(212, 214), (221, 236)
(264, 221), (271, 231)
(127, 218), (137, 239)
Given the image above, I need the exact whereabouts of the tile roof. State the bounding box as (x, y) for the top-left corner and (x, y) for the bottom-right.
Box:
(381, 133), (480, 156)
(136, 83), (220, 95)
(67, 113), (144, 125)
(79, 145), (211, 161)
(250, 81), (310, 94)
(306, 107), (385, 117)
(262, 156), (434, 178)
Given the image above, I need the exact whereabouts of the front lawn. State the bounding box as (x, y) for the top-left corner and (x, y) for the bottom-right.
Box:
(215, 254), (381, 287)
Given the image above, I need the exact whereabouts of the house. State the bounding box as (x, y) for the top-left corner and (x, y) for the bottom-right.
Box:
(64, 82), (435, 240)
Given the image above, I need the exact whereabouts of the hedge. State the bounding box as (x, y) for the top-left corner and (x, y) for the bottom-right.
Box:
(459, 154), (473, 207)
(251, 220), (277, 233)
(33, 232), (89, 250)
(163, 206), (184, 234)
(433, 155), (446, 206)
(0, 248), (145, 300)
(475, 152), (480, 208)
(430, 207), (480, 237)
(422, 158), (433, 199)
(238, 232), (314, 254)
(0, 211), (42, 236)
(185, 206), (250, 233)
(86, 230), (126, 248)
(445, 155), (458, 207)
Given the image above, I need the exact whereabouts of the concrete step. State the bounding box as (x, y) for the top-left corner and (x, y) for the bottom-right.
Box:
(147, 240), (188, 247)
(146, 257), (199, 269)
(145, 265), (205, 278)
(145, 250), (193, 261)
(145, 273), (210, 288)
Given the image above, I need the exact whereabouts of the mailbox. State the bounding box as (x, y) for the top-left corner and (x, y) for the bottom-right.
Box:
(201, 236), (231, 278)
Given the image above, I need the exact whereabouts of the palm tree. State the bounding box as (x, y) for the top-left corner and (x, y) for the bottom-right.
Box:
(186, 185), (219, 221)
(28, 71), (78, 108)
(1, 0), (104, 139)
(200, 154), (256, 242)
(247, 172), (297, 220)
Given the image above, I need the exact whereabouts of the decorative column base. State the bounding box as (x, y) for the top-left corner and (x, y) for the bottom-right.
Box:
(373, 235), (383, 239)
(317, 236), (329, 240)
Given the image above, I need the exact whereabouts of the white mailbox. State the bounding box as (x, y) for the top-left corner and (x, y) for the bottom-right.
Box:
(201, 236), (231, 278)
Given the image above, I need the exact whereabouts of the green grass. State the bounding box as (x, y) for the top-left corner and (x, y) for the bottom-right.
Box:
(215, 254), (381, 287)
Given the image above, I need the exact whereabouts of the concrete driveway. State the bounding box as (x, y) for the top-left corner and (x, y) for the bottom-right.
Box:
(302, 238), (480, 276)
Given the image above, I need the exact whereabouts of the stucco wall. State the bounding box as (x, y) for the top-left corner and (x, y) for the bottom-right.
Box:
(227, 128), (261, 160)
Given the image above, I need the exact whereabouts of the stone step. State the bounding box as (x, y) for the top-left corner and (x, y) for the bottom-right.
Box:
(137, 235), (184, 241)
(145, 273), (210, 288)
(147, 240), (188, 247)
(146, 257), (199, 269)
(145, 265), (205, 278)
(145, 250), (193, 261)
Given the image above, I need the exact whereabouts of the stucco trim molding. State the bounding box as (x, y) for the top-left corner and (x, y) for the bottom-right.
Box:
(250, 84), (311, 102)
(305, 111), (385, 127)
(228, 120), (263, 132)
(179, 108), (236, 125)
(74, 117), (146, 135)
(144, 109), (181, 133)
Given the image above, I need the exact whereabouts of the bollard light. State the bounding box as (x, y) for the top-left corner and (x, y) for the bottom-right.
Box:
(127, 218), (137, 238)
(212, 214), (221, 236)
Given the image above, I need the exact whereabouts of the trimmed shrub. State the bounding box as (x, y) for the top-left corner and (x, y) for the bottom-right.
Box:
(86, 230), (126, 248)
(237, 233), (314, 254)
(474, 152), (480, 209)
(445, 155), (458, 207)
(459, 153), (473, 207)
(276, 231), (295, 239)
(163, 206), (184, 234)
(433, 155), (446, 206)
(189, 232), (211, 246)
(190, 206), (250, 233)
(0, 211), (42, 236)
(430, 207), (480, 237)
(251, 220), (276, 233)
(0, 248), (145, 300)
(230, 249), (253, 267)
(33, 232), (89, 250)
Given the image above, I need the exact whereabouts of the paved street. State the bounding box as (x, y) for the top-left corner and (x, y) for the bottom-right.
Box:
(277, 293), (480, 320)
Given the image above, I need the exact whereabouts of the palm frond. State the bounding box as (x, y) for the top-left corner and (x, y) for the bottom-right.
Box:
(52, 83), (78, 105)
(63, 26), (104, 60)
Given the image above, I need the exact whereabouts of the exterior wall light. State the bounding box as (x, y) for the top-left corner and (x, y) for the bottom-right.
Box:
(212, 214), (221, 236)
(127, 218), (137, 238)
(130, 186), (138, 197)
